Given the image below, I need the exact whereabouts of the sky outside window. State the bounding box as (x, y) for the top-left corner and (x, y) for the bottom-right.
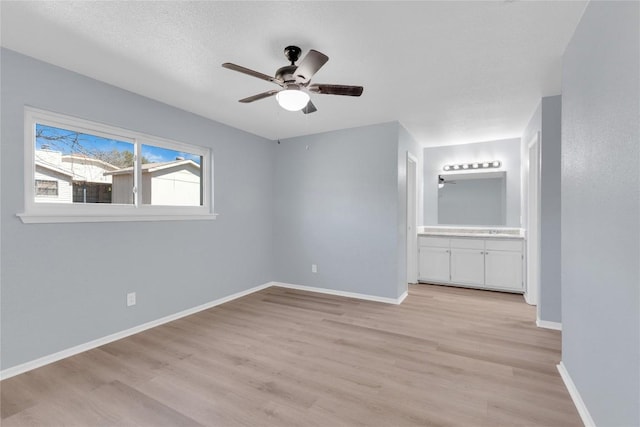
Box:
(36, 124), (201, 165)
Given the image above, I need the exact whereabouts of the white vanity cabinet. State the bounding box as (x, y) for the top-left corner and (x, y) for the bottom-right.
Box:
(418, 235), (524, 293)
(450, 239), (485, 286)
(484, 239), (524, 291)
(417, 237), (450, 283)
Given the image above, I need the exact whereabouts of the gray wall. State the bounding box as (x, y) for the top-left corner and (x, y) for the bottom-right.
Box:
(1, 49), (276, 370)
(522, 95), (562, 323)
(561, 2), (639, 426)
(539, 96), (562, 324)
(273, 122), (405, 300)
(423, 138), (521, 226)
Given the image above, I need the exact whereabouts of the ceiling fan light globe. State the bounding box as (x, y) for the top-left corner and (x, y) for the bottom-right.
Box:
(276, 89), (310, 111)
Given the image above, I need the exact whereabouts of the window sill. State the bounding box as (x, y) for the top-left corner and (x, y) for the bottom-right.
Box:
(17, 212), (219, 224)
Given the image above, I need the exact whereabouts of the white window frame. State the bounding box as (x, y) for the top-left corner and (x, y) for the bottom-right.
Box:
(18, 107), (217, 223)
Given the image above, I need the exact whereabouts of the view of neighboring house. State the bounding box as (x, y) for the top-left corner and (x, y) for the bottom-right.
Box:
(105, 157), (202, 206)
(104, 159), (202, 206)
(35, 148), (119, 203)
(36, 149), (202, 206)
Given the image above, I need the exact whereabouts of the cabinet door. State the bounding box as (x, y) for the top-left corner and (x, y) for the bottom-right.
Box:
(485, 251), (523, 291)
(418, 247), (450, 283)
(450, 249), (485, 285)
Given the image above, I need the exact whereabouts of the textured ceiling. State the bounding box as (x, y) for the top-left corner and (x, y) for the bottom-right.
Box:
(0, 1), (586, 146)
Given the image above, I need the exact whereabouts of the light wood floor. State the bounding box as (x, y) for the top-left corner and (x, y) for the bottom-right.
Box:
(1, 284), (581, 426)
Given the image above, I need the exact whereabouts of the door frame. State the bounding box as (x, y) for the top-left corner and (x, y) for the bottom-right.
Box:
(526, 132), (541, 309)
(406, 152), (418, 285)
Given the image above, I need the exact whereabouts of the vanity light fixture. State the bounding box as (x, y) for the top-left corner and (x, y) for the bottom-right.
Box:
(442, 160), (501, 171)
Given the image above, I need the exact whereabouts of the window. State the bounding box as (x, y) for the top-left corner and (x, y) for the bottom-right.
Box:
(19, 107), (216, 223)
(35, 180), (58, 196)
(35, 122), (133, 205)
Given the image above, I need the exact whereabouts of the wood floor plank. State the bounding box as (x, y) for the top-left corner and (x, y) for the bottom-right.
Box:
(1, 284), (582, 426)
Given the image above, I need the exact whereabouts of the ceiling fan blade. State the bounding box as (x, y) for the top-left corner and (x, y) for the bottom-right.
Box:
(238, 90), (280, 103)
(308, 84), (363, 97)
(294, 50), (329, 84)
(301, 100), (317, 114)
(222, 63), (282, 86)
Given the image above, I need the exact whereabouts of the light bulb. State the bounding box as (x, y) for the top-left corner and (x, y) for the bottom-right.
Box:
(276, 89), (310, 111)
(492, 161), (501, 168)
(443, 165), (451, 171)
(453, 165), (460, 170)
(462, 164), (469, 169)
(472, 163), (479, 169)
(482, 162), (489, 168)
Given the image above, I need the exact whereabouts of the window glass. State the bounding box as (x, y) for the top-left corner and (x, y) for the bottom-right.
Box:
(35, 180), (58, 197)
(140, 144), (203, 206)
(35, 124), (134, 204)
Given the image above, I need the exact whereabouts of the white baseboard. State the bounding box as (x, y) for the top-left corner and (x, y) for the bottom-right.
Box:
(272, 282), (407, 305)
(0, 282), (272, 381)
(524, 292), (536, 305)
(1, 281), (408, 380)
(397, 290), (408, 304)
(536, 319), (562, 330)
(557, 361), (596, 427)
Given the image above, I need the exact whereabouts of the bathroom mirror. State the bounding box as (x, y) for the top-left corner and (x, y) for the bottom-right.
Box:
(437, 172), (506, 226)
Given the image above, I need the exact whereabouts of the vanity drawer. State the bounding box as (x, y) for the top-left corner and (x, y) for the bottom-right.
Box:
(449, 238), (484, 250)
(419, 236), (449, 248)
(485, 239), (523, 252)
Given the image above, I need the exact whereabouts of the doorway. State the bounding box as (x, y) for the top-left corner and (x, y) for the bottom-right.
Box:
(526, 132), (540, 309)
(406, 153), (418, 285)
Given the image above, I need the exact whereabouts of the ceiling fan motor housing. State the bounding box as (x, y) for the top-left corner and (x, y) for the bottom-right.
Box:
(275, 65), (298, 84)
(284, 45), (302, 64)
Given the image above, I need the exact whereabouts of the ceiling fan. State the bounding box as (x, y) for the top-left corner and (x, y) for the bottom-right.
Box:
(222, 45), (364, 114)
(438, 175), (458, 189)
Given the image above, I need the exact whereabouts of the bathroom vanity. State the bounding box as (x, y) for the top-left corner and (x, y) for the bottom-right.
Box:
(418, 227), (525, 293)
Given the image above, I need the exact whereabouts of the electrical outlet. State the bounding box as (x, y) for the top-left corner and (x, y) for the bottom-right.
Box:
(311, 264), (317, 273)
(127, 292), (136, 307)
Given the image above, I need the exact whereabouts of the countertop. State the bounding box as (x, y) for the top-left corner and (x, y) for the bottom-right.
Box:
(418, 226), (525, 239)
